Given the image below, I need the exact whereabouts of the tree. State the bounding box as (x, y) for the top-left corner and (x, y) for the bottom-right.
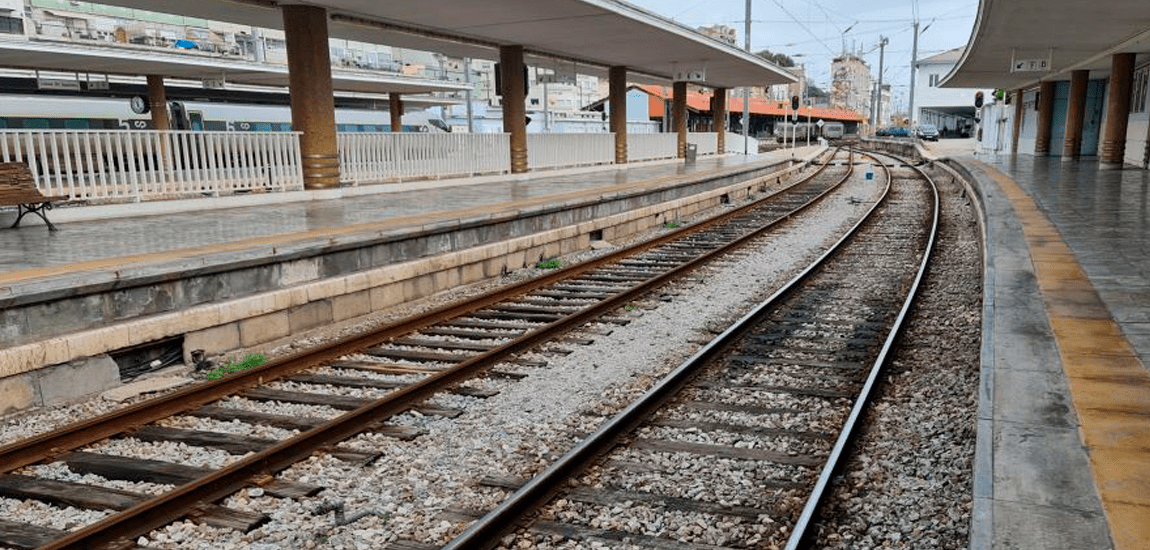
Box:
(754, 49), (795, 68)
(806, 83), (828, 99)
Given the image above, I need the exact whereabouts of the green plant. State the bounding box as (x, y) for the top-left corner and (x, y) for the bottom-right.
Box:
(205, 353), (268, 380)
(536, 258), (562, 269)
(625, 305), (637, 311)
(748, 194), (757, 201)
(665, 221), (681, 228)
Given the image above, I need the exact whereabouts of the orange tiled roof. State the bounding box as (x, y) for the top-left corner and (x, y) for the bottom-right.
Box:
(638, 85), (864, 122)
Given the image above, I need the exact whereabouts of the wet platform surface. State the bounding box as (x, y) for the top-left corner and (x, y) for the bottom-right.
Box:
(0, 153), (781, 274)
(983, 155), (1150, 366)
(955, 153), (1149, 550)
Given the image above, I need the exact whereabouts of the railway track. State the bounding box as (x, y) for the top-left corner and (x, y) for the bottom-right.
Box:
(432, 150), (939, 550)
(0, 148), (864, 550)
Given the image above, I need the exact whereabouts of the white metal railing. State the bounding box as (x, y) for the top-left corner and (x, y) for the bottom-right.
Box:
(526, 133), (615, 170)
(339, 132), (510, 183)
(0, 130), (304, 201)
(687, 132), (719, 156)
(627, 133), (678, 162)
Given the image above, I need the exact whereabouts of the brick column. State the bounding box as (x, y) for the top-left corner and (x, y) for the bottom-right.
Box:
(146, 75), (169, 130)
(672, 81), (688, 158)
(713, 88), (727, 155)
(283, 4), (340, 188)
(1011, 89), (1023, 154)
(500, 45), (528, 173)
(389, 93), (404, 132)
(1100, 53), (1136, 169)
(1062, 70), (1089, 160)
(1034, 80), (1056, 155)
(609, 66), (627, 164)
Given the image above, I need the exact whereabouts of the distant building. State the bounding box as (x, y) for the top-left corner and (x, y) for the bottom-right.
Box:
(696, 24), (737, 47)
(913, 47), (993, 136)
(767, 66), (805, 102)
(831, 54), (872, 120)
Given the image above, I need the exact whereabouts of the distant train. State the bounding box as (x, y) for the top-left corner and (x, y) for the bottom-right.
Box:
(773, 120), (848, 143)
(0, 94), (446, 133)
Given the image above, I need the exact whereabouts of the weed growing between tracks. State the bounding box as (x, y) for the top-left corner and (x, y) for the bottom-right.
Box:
(205, 353), (269, 380)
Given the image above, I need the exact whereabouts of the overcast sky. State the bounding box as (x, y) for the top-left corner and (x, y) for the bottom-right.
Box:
(626, 0), (979, 110)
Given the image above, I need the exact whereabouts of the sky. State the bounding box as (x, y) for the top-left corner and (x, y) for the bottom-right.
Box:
(625, 0), (980, 112)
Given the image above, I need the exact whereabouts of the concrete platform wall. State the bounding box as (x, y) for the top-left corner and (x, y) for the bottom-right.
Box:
(0, 157), (812, 414)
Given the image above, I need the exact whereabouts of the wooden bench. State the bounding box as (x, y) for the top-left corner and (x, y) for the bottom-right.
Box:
(0, 162), (62, 231)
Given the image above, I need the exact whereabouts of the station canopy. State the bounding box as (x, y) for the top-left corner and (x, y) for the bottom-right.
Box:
(942, 0), (1150, 89)
(0, 38), (472, 95)
(81, 0), (796, 89)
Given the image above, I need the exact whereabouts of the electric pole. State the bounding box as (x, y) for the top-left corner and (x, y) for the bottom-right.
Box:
(908, 21), (919, 126)
(876, 35), (888, 128)
(464, 57), (474, 133)
(743, 0), (751, 155)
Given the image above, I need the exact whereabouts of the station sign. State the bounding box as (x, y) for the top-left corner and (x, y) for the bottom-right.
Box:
(36, 78), (81, 91)
(538, 65), (576, 85)
(202, 77), (227, 90)
(1012, 58), (1050, 72)
(673, 68), (706, 83)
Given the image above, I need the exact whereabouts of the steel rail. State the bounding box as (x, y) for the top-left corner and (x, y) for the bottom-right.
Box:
(783, 150), (940, 550)
(439, 148), (904, 550)
(0, 148), (834, 478)
(27, 150), (856, 550)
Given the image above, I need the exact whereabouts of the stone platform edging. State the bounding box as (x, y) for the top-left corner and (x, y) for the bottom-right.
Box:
(939, 157), (1115, 550)
(0, 148), (824, 413)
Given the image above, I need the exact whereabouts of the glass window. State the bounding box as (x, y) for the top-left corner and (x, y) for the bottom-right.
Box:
(64, 119), (90, 129)
(1132, 65), (1148, 114)
(0, 16), (23, 35)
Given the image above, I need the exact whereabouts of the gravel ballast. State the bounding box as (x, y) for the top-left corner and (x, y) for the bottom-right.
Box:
(0, 157), (936, 550)
(808, 164), (982, 549)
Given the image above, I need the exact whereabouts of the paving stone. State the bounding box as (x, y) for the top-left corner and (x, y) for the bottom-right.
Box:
(238, 312), (290, 347)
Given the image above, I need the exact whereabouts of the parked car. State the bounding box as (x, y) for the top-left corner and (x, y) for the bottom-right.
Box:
(886, 126), (910, 138)
(915, 124), (940, 141)
(875, 126), (889, 137)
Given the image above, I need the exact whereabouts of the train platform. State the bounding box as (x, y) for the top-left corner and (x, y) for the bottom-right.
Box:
(0, 147), (820, 413)
(947, 153), (1149, 550)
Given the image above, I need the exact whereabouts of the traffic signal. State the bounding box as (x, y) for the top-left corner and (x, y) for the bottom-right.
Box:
(791, 95), (800, 111)
(974, 91), (984, 108)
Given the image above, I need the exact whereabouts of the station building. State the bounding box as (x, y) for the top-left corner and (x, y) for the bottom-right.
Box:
(934, 1), (1150, 548)
(912, 47), (992, 137)
(948, 0), (1150, 168)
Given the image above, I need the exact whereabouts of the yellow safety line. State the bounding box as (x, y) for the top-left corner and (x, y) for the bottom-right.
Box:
(978, 161), (1150, 550)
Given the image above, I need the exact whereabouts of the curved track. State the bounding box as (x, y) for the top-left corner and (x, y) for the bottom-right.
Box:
(0, 149), (867, 550)
(438, 150), (939, 550)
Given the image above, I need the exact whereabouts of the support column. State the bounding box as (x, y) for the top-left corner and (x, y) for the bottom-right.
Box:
(500, 45), (528, 173)
(672, 81), (687, 158)
(1011, 89), (1024, 154)
(389, 93), (404, 132)
(282, 4), (339, 189)
(146, 75), (169, 130)
(609, 66), (627, 164)
(713, 88), (727, 155)
(1062, 69), (1090, 160)
(1100, 53), (1136, 169)
(1035, 80), (1056, 155)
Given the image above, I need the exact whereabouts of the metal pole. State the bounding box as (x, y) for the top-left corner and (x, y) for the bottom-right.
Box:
(464, 57), (474, 133)
(743, 0), (751, 155)
(876, 36), (888, 128)
(908, 21), (919, 125)
(543, 79), (550, 132)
